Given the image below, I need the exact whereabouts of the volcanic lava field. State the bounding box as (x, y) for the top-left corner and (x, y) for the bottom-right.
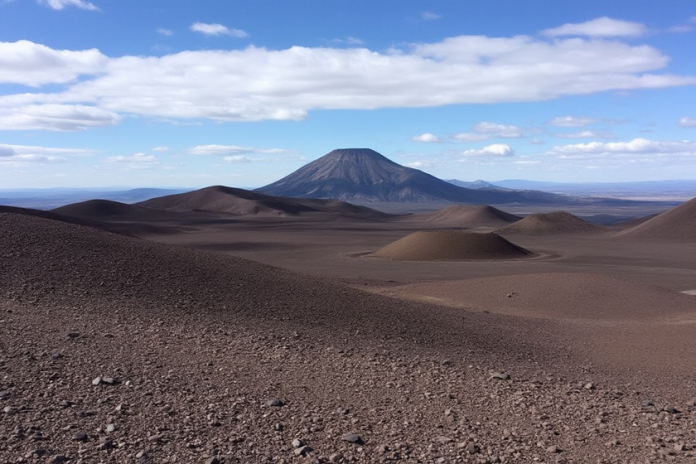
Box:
(1, 186), (696, 464)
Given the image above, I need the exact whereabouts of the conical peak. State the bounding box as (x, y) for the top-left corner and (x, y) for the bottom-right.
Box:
(322, 148), (393, 162)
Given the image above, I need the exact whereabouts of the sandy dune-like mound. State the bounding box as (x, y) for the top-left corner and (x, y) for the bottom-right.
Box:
(419, 204), (521, 228)
(496, 211), (602, 235)
(53, 199), (177, 221)
(372, 231), (531, 260)
(387, 272), (696, 320)
(616, 197), (696, 240)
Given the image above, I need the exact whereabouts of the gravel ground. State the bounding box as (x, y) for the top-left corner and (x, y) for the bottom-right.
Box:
(2, 211), (695, 463)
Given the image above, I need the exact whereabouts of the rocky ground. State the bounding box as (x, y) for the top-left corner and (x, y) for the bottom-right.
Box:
(2, 211), (696, 463)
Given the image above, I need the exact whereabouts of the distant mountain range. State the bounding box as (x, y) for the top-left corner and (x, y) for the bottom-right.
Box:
(257, 148), (578, 205)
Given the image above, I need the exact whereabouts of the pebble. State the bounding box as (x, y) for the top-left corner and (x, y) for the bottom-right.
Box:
(342, 433), (363, 444)
(547, 445), (560, 453)
(292, 438), (304, 448)
(102, 377), (116, 385)
(329, 453), (344, 463)
(0, 390), (10, 399)
(664, 406), (680, 414)
(466, 442), (480, 455)
(91, 377), (102, 386)
(294, 445), (312, 456)
(72, 432), (88, 442)
(265, 398), (284, 407)
(106, 424), (116, 433)
(490, 372), (511, 380)
(49, 455), (67, 464)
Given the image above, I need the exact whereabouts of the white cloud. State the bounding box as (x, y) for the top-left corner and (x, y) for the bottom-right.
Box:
(411, 133), (443, 143)
(1, 28), (694, 127)
(451, 132), (489, 142)
(460, 144), (515, 157)
(0, 104), (121, 131)
(190, 22), (248, 38)
(152, 146), (170, 152)
(157, 28), (173, 36)
(188, 144), (289, 156)
(556, 130), (615, 139)
(678, 117), (696, 127)
(329, 37), (364, 45)
(0, 40), (106, 86)
(0, 143), (94, 166)
(223, 155), (253, 163)
(421, 11), (441, 21)
(39, 0), (99, 11)
(471, 121), (523, 138)
(106, 152), (158, 169)
(547, 116), (599, 127)
(542, 17), (647, 38)
(546, 138), (696, 159)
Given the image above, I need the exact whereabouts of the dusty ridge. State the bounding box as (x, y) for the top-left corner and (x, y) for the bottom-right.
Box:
(138, 184), (387, 219)
(53, 199), (178, 221)
(419, 204), (521, 228)
(616, 196), (696, 240)
(372, 230), (531, 261)
(496, 211), (602, 235)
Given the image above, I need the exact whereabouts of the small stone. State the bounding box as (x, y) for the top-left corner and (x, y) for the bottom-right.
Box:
(97, 437), (114, 450)
(273, 423), (283, 431)
(72, 432), (88, 442)
(26, 449), (47, 458)
(376, 444), (390, 454)
(437, 436), (452, 444)
(148, 434), (163, 443)
(294, 445), (312, 456)
(490, 372), (511, 380)
(3, 405), (17, 414)
(292, 438), (304, 448)
(51, 352), (63, 359)
(49, 455), (67, 464)
(329, 453), (344, 463)
(135, 450), (148, 459)
(675, 444), (686, 452)
(342, 433), (363, 444)
(0, 390), (10, 400)
(466, 442), (480, 455)
(584, 382), (595, 390)
(436, 458), (446, 464)
(642, 399), (655, 407)
(106, 424), (116, 433)
(67, 332), (81, 339)
(664, 406), (680, 414)
(205, 458), (220, 464)
(546, 445), (560, 453)
(265, 398), (283, 407)
(102, 377), (116, 385)
(92, 377), (102, 386)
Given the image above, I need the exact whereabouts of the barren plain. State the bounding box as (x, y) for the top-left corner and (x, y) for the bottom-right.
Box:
(1, 194), (696, 464)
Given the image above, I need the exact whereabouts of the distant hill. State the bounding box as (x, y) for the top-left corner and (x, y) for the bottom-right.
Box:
(257, 148), (572, 205)
(53, 199), (179, 221)
(496, 211), (603, 235)
(413, 204), (521, 228)
(138, 185), (389, 219)
(445, 180), (500, 190)
(0, 187), (190, 210)
(615, 197), (696, 241)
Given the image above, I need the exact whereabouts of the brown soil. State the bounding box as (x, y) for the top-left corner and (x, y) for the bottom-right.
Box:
(372, 231), (531, 261)
(2, 197), (696, 464)
(408, 205), (521, 228)
(616, 197), (696, 240)
(496, 211), (603, 235)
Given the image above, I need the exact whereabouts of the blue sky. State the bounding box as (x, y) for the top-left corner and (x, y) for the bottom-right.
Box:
(1, 0), (695, 189)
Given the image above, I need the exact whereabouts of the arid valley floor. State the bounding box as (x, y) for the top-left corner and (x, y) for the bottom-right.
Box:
(1, 192), (696, 464)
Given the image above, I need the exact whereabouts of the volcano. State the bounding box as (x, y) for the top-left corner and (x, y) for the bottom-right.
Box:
(257, 148), (568, 205)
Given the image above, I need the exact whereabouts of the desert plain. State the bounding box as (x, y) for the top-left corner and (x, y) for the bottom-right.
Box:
(1, 189), (696, 464)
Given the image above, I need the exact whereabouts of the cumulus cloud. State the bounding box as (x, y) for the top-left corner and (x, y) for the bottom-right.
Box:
(188, 144), (289, 156)
(547, 116), (599, 127)
(1, 25), (694, 128)
(678, 117), (696, 127)
(542, 17), (647, 38)
(0, 40), (106, 87)
(0, 104), (121, 131)
(546, 138), (696, 159)
(451, 122), (523, 142)
(411, 133), (443, 143)
(0, 143), (94, 165)
(190, 22), (248, 38)
(39, 0), (99, 11)
(471, 122), (523, 138)
(157, 28), (173, 36)
(460, 144), (515, 157)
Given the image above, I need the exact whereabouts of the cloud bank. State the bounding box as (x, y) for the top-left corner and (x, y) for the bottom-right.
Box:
(1, 18), (694, 130)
